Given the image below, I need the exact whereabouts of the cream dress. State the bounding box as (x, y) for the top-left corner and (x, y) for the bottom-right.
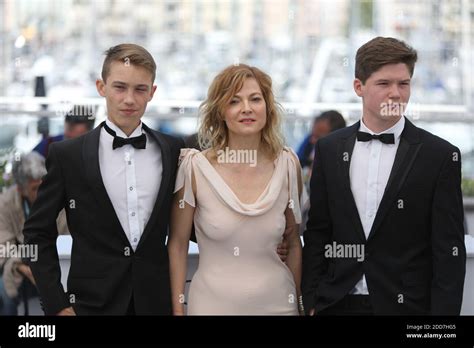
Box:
(174, 147), (304, 315)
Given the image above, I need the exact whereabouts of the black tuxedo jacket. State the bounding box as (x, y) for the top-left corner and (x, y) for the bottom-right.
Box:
(302, 118), (466, 315)
(23, 123), (184, 315)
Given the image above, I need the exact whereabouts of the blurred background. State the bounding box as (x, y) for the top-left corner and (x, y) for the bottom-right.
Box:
(0, 0), (473, 192)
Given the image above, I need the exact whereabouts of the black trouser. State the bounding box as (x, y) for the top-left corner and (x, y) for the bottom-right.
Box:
(318, 294), (373, 315)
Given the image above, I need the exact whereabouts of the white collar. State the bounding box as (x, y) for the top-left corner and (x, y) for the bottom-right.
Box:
(105, 118), (143, 138)
(360, 116), (405, 141)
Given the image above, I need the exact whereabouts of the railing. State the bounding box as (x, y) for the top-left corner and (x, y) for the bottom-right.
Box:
(0, 96), (472, 122)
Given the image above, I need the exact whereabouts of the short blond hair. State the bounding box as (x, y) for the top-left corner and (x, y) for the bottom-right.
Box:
(198, 64), (285, 159)
(101, 43), (156, 83)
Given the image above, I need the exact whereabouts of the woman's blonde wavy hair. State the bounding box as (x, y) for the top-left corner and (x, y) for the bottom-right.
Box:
(198, 64), (285, 159)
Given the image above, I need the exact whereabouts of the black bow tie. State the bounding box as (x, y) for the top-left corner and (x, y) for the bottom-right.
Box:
(356, 131), (395, 145)
(103, 122), (147, 150)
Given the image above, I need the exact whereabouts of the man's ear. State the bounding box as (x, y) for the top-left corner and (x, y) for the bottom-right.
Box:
(148, 85), (157, 101)
(96, 79), (106, 97)
(353, 78), (364, 97)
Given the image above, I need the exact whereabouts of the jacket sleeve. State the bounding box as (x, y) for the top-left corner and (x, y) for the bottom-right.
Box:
(430, 146), (466, 315)
(23, 143), (70, 315)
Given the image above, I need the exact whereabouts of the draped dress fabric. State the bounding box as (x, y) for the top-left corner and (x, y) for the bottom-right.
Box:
(174, 147), (304, 315)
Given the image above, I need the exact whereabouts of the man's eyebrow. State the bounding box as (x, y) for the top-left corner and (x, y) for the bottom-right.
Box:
(111, 81), (150, 88)
(375, 78), (411, 82)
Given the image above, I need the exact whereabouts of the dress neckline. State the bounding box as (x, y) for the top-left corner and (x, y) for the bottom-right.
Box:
(196, 151), (280, 207)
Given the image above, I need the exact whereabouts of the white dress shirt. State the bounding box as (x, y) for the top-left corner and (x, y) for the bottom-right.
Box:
(349, 116), (405, 294)
(99, 118), (162, 251)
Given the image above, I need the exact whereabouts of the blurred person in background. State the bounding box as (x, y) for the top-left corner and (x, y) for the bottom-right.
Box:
(33, 106), (96, 158)
(297, 110), (346, 171)
(0, 152), (68, 315)
(297, 111), (346, 233)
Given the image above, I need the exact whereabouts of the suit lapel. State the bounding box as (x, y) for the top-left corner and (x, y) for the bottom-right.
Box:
(337, 121), (367, 242)
(367, 118), (422, 241)
(136, 124), (172, 250)
(82, 123), (132, 247)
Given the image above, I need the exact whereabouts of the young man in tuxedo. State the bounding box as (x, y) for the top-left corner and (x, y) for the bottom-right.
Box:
(23, 44), (184, 315)
(302, 37), (466, 315)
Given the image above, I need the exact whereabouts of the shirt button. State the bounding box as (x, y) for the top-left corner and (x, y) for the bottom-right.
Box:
(131, 212), (135, 217)
(129, 186), (133, 191)
(133, 238), (137, 242)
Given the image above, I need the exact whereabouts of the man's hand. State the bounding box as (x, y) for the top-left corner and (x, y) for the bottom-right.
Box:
(16, 263), (36, 286)
(57, 307), (76, 316)
(309, 308), (316, 316)
(276, 238), (289, 262)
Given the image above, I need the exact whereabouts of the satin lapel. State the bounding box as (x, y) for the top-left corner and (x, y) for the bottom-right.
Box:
(82, 123), (132, 247)
(337, 121), (367, 242)
(367, 118), (422, 241)
(136, 124), (172, 250)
